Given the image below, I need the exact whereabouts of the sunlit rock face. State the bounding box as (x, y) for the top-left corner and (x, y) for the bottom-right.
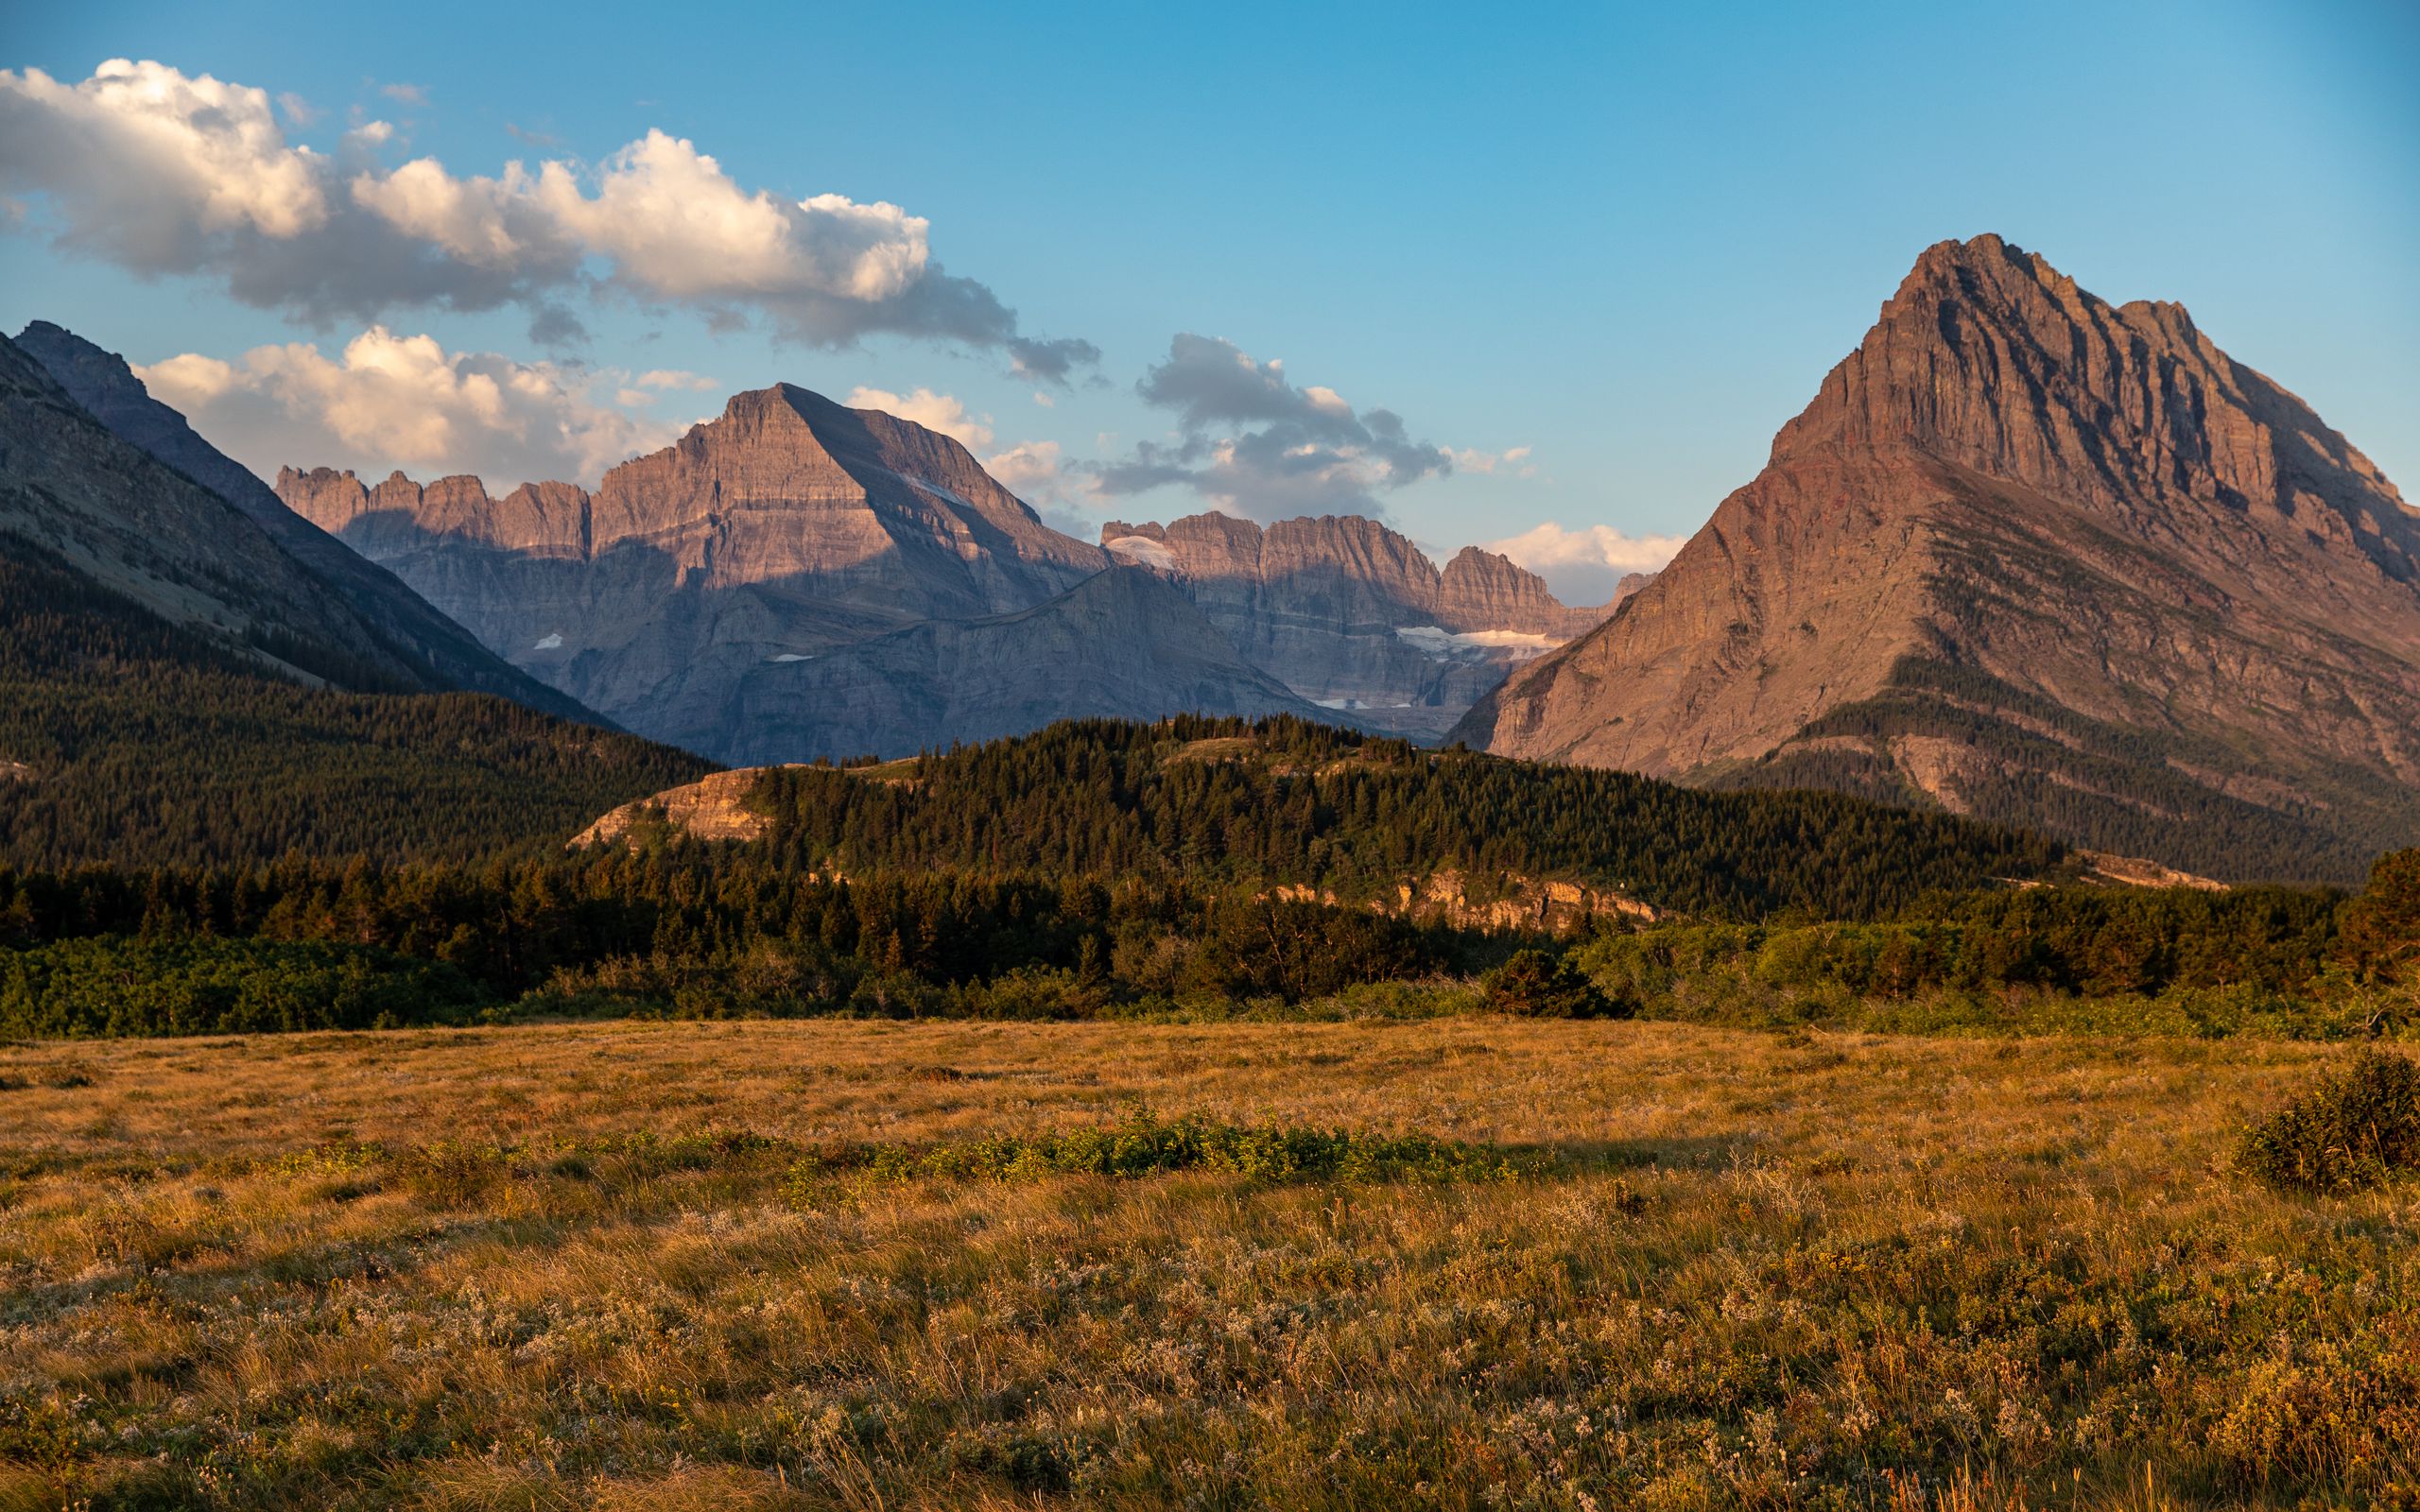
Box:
(1452, 234), (2420, 882)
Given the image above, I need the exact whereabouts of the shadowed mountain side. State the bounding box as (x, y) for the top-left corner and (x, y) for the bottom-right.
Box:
(1451, 234), (2420, 883)
(1101, 512), (1621, 738)
(700, 567), (1336, 765)
(12, 321), (610, 726)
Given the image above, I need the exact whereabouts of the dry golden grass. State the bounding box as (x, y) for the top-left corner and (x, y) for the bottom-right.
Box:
(1, 1020), (2414, 1509)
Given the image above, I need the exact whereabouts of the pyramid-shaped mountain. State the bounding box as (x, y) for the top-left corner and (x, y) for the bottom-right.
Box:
(1450, 234), (2420, 882)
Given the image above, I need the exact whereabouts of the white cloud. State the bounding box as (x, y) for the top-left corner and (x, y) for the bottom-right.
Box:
(636, 369), (717, 391)
(1486, 521), (1686, 606)
(983, 439), (1063, 493)
(0, 59), (329, 267)
(1490, 520), (1684, 576)
(0, 60), (1094, 371)
(135, 326), (683, 490)
(1446, 444), (1537, 475)
(275, 92), (319, 127)
(378, 81), (428, 107)
(844, 385), (992, 449)
(520, 130), (929, 304)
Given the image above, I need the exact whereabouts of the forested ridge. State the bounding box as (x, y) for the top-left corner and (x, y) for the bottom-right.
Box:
(747, 715), (2068, 921)
(0, 541), (710, 868)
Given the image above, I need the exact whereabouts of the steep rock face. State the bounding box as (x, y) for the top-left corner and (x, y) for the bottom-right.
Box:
(705, 567), (1329, 765)
(280, 386), (1115, 759)
(1100, 512), (1611, 737)
(12, 321), (600, 724)
(1453, 234), (2420, 882)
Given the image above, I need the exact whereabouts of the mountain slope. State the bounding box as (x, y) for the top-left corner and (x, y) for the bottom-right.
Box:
(1100, 512), (1616, 737)
(12, 321), (604, 726)
(278, 384), (1126, 761)
(0, 334), (708, 867)
(1451, 234), (2420, 882)
(701, 566), (1331, 765)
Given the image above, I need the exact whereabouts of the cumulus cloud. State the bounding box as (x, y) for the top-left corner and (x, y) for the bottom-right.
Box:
(135, 326), (685, 490)
(844, 385), (993, 450)
(1485, 521), (1687, 606)
(0, 60), (1093, 372)
(1094, 334), (1448, 520)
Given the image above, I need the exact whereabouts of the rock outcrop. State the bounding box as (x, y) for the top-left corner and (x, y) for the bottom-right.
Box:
(1452, 234), (2420, 883)
(13, 321), (601, 725)
(1100, 512), (1615, 737)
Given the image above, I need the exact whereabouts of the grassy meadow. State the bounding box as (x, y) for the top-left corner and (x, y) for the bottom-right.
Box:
(1, 1018), (2415, 1510)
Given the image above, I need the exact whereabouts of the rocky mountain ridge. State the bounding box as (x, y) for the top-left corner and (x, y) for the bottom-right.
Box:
(277, 387), (1324, 762)
(1451, 233), (2420, 882)
(1102, 511), (1621, 737)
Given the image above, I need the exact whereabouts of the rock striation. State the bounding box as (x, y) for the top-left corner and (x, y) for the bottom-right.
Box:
(1100, 512), (1618, 737)
(1451, 234), (2420, 883)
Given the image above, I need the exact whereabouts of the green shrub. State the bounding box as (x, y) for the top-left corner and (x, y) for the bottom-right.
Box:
(2239, 1050), (2420, 1192)
(784, 1111), (1534, 1198)
(0, 936), (488, 1038)
(1483, 949), (1629, 1019)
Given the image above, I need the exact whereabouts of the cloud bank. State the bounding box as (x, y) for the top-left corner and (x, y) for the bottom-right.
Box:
(135, 326), (687, 490)
(1093, 334), (1450, 520)
(0, 59), (1093, 373)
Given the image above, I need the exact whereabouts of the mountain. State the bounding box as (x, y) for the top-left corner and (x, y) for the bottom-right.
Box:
(279, 384), (1137, 761)
(689, 566), (1330, 765)
(1450, 234), (2420, 883)
(12, 321), (602, 725)
(0, 332), (710, 867)
(1100, 512), (1617, 737)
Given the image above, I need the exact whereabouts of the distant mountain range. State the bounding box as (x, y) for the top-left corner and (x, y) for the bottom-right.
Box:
(274, 385), (1616, 759)
(11, 232), (2411, 881)
(1452, 234), (2420, 883)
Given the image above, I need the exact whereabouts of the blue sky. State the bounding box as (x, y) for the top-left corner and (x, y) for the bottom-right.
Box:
(5, 0), (2413, 601)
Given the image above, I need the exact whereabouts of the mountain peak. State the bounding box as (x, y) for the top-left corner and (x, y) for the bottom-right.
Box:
(1455, 238), (2420, 881)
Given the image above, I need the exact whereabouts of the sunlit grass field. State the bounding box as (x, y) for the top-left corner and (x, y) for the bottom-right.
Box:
(2, 1020), (2413, 1509)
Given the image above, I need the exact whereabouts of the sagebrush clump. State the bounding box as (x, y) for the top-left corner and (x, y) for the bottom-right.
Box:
(2239, 1048), (2420, 1191)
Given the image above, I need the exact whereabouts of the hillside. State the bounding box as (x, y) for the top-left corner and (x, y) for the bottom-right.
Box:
(0, 334), (708, 867)
(12, 321), (604, 725)
(596, 714), (2070, 922)
(0, 541), (709, 867)
(1452, 235), (2420, 884)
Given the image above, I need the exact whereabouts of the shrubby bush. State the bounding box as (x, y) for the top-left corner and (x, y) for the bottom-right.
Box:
(2239, 1050), (2420, 1192)
(0, 936), (485, 1037)
(1483, 948), (1629, 1019)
